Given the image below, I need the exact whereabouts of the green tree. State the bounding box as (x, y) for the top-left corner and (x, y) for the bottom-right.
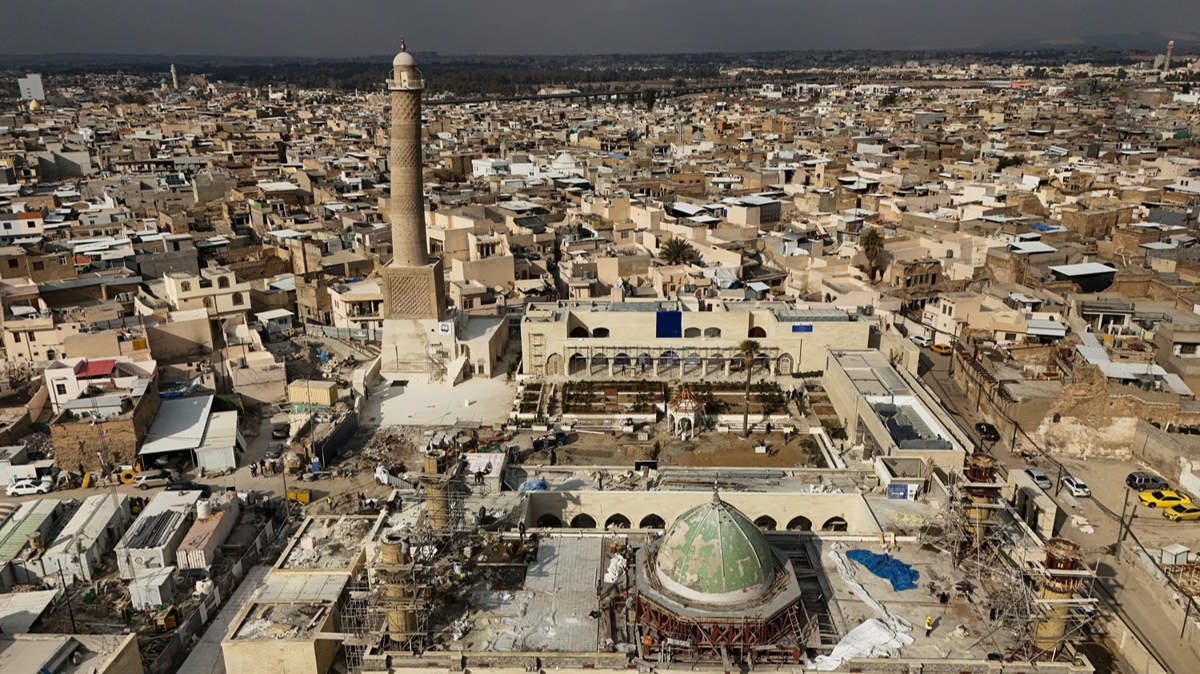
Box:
(739, 340), (762, 438)
(880, 92), (898, 107)
(997, 155), (1026, 170)
(659, 238), (698, 266)
(641, 88), (658, 110)
(858, 227), (884, 280)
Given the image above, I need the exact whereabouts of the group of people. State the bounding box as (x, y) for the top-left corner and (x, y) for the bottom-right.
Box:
(249, 459), (280, 478)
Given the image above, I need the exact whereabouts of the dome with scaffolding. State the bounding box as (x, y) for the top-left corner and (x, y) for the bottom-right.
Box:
(654, 492), (776, 604)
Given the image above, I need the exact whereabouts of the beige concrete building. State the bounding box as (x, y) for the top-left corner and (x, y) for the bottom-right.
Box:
(161, 267), (252, 317)
(823, 350), (967, 469)
(520, 299), (870, 378)
(329, 280), (383, 334)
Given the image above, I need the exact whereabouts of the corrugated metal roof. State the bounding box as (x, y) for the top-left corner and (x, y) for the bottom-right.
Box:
(0, 500), (60, 561)
(1050, 262), (1117, 277)
(140, 395), (215, 456)
(78, 359), (116, 378)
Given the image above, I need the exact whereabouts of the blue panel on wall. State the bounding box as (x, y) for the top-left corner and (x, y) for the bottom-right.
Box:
(656, 311), (683, 338)
(792, 323), (814, 333)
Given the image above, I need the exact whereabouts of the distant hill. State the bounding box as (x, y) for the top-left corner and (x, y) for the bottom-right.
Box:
(967, 31), (1198, 53)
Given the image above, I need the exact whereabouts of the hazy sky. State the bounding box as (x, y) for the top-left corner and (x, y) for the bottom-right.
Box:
(4, 0), (1198, 56)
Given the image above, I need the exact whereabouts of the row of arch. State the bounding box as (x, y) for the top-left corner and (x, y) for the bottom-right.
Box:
(557, 351), (790, 376)
(569, 326), (770, 339)
(534, 513), (848, 532)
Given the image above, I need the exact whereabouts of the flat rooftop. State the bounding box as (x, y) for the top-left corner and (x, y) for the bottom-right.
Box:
(232, 601), (332, 640)
(278, 516), (373, 570)
(451, 537), (601, 652)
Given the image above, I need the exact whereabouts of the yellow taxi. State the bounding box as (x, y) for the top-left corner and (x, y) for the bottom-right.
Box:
(1139, 489), (1192, 508)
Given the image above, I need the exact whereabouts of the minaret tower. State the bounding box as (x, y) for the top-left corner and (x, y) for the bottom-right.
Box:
(170, 64), (178, 90)
(1166, 40), (1175, 71)
(381, 40), (445, 321)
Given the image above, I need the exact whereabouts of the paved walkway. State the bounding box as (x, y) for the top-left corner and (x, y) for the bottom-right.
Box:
(176, 565), (272, 674)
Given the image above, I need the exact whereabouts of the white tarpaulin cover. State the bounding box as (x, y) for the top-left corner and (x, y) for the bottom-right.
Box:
(810, 619), (914, 671)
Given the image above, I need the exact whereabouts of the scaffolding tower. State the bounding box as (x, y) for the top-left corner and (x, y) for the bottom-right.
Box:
(343, 449), (471, 674)
(920, 453), (1100, 662)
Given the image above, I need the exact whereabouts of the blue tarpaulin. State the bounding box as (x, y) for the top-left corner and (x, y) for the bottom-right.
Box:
(519, 477), (549, 492)
(845, 549), (920, 591)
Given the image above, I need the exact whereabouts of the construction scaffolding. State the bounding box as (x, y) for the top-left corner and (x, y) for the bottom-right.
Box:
(342, 450), (471, 674)
(920, 453), (1100, 662)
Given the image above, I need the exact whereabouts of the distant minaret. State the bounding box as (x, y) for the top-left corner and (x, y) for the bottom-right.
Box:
(1165, 40), (1175, 71)
(170, 64), (178, 90)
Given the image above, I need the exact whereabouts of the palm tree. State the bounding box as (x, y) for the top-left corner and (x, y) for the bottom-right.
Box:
(659, 238), (698, 266)
(739, 339), (761, 437)
(859, 227), (883, 263)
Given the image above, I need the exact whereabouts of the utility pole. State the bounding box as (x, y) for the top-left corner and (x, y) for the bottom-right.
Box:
(1115, 488), (1132, 560)
(56, 561), (77, 634)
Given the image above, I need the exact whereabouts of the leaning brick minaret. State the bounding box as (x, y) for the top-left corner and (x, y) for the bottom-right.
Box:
(381, 40), (444, 321)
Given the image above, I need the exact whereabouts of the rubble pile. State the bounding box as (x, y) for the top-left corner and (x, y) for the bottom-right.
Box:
(361, 426), (414, 467)
(22, 432), (53, 459)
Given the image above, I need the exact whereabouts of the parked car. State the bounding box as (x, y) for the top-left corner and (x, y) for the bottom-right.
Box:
(1060, 476), (1091, 498)
(1164, 504), (1200, 521)
(975, 422), (1001, 442)
(1139, 489), (1192, 508)
(6, 478), (51, 497)
(133, 470), (173, 491)
(271, 424), (289, 440)
(164, 481), (212, 498)
(265, 444), (284, 459)
(1024, 467), (1053, 489)
(910, 335), (933, 348)
(1126, 471), (1169, 492)
(931, 343), (953, 355)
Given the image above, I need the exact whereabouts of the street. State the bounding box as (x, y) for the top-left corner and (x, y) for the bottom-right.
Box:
(917, 348), (1200, 673)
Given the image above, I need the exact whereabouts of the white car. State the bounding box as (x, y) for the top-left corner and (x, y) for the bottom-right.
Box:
(6, 478), (51, 497)
(133, 470), (173, 490)
(1060, 476), (1091, 497)
(911, 335), (933, 348)
(1024, 467), (1053, 490)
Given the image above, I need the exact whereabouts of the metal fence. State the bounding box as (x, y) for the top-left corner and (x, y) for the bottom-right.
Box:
(301, 322), (382, 343)
(144, 510), (286, 674)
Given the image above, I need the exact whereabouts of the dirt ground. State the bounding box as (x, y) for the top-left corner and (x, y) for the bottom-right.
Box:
(666, 432), (822, 468)
(524, 424), (823, 469)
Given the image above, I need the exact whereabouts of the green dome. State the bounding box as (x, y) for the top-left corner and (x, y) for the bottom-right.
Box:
(654, 494), (776, 604)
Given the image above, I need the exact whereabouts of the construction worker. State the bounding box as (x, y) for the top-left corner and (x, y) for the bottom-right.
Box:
(327, 494), (334, 511)
(925, 615), (933, 637)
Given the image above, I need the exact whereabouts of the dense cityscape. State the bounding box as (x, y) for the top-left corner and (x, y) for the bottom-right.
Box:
(0, 33), (1198, 674)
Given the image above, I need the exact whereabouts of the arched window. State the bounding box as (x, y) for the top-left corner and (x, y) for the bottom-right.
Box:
(231, 292), (244, 306)
(217, 276), (230, 289)
(821, 516), (848, 532)
(605, 514), (631, 529)
(202, 297), (213, 308)
(704, 327), (722, 338)
(748, 326), (767, 338)
(536, 514), (563, 528)
(754, 516), (777, 531)
(592, 327), (610, 338)
(570, 514), (597, 529)
(786, 516), (813, 532)
(569, 326), (590, 338)
(180, 281), (191, 292)
(639, 514), (666, 529)
(684, 327), (701, 338)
